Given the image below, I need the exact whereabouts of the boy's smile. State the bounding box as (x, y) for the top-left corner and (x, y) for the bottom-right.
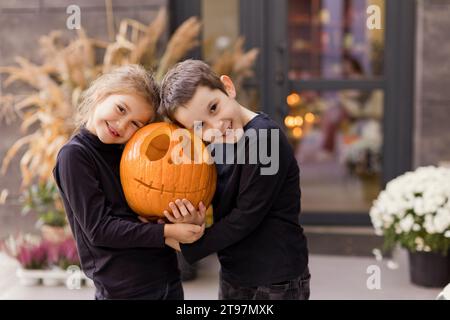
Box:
(174, 76), (256, 144)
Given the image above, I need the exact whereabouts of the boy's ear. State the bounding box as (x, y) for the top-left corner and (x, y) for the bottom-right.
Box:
(220, 75), (236, 99)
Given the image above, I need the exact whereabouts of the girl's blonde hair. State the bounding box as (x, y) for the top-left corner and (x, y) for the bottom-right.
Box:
(75, 64), (160, 132)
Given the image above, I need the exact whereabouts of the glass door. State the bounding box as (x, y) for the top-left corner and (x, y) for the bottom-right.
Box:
(237, 0), (414, 225)
(285, 0), (385, 214)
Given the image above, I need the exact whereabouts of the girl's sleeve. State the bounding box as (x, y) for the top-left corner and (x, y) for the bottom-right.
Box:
(53, 145), (165, 249)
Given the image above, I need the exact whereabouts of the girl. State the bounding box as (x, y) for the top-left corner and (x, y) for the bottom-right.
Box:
(53, 65), (204, 300)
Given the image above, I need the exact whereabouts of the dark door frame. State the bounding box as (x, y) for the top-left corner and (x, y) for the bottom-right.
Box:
(168, 0), (202, 59)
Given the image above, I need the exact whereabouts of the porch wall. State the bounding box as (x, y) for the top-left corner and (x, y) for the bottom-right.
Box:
(414, 0), (450, 167)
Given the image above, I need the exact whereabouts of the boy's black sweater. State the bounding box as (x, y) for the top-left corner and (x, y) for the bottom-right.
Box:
(53, 128), (178, 299)
(181, 113), (309, 287)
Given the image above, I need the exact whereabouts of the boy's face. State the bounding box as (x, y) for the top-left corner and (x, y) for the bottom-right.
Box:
(87, 93), (154, 144)
(173, 77), (245, 144)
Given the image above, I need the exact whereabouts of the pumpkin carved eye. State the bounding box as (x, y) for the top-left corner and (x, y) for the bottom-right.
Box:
(120, 122), (217, 218)
(146, 134), (170, 161)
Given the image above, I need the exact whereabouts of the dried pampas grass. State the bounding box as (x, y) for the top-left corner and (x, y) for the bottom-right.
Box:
(0, 5), (258, 191)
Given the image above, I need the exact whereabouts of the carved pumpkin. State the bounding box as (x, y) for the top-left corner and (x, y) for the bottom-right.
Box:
(120, 122), (217, 218)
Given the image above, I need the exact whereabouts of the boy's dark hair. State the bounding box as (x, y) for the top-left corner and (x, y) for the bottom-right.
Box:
(158, 59), (227, 121)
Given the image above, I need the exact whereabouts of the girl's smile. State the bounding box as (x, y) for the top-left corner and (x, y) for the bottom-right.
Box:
(106, 121), (121, 138)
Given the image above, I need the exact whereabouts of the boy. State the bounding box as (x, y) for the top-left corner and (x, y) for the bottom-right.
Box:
(159, 60), (310, 300)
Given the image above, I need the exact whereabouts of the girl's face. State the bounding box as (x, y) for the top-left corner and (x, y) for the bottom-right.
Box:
(86, 93), (154, 144)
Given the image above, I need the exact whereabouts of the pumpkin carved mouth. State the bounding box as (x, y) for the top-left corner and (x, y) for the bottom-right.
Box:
(134, 177), (211, 194)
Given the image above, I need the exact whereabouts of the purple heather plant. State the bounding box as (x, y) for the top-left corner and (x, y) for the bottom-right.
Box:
(56, 238), (80, 270)
(1, 233), (80, 270)
(16, 241), (49, 270)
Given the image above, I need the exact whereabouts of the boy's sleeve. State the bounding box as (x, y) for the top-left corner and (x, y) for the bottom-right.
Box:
(180, 131), (291, 263)
(53, 145), (165, 249)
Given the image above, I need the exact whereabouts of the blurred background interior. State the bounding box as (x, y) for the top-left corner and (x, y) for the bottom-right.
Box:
(0, 0), (449, 299)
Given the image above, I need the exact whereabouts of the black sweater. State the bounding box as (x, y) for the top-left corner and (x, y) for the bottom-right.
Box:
(53, 128), (179, 299)
(181, 113), (309, 287)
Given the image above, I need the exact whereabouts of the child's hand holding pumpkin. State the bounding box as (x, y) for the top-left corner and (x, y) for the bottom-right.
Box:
(164, 222), (205, 244)
(164, 199), (206, 226)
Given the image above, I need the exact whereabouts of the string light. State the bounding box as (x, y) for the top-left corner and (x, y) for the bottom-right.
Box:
(284, 116), (295, 128)
(305, 112), (315, 123)
(292, 127), (303, 138)
(294, 116), (303, 126)
(286, 93), (301, 107)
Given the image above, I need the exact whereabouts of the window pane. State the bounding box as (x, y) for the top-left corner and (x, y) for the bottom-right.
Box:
(202, 0), (239, 61)
(201, 0), (260, 111)
(288, 0), (385, 80)
(285, 89), (384, 212)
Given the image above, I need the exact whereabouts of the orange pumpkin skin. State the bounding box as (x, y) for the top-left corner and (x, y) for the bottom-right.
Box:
(120, 122), (217, 218)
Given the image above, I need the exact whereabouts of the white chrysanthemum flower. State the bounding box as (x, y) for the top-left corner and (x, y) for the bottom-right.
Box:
(413, 198), (426, 216)
(434, 208), (450, 233)
(424, 214), (436, 234)
(370, 166), (450, 251)
(399, 214), (414, 233)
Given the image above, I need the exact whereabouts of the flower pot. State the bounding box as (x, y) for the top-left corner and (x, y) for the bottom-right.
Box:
(40, 225), (68, 243)
(42, 277), (61, 286)
(19, 277), (40, 286)
(408, 250), (450, 287)
(16, 268), (41, 286)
